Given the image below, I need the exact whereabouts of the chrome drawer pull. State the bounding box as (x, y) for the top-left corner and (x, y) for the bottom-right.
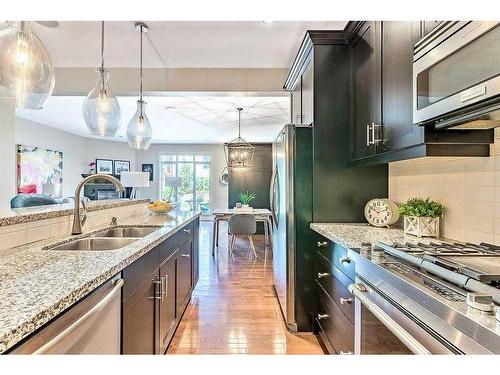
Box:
(317, 241), (328, 248)
(183, 229), (191, 233)
(340, 297), (353, 305)
(162, 275), (168, 299)
(317, 313), (329, 320)
(317, 272), (331, 279)
(339, 351), (353, 355)
(339, 256), (351, 264)
(181, 253), (190, 258)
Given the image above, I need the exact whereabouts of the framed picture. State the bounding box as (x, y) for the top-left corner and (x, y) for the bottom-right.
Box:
(17, 145), (63, 197)
(95, 159), (114, 174)
(114, 160), (131, 175)
(142, 164), (154, 181)
(97, 189), (120, 200)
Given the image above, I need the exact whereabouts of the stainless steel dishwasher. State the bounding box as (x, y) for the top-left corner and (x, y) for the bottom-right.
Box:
(11, 274), (123, 354)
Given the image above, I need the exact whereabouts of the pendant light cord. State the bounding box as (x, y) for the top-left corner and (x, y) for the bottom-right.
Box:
(140, 25), (143, 110)
(237, 107), (242, 138)
(101, 21), (105, 70)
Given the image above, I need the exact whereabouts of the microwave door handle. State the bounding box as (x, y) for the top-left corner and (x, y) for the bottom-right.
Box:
(349, 283), (431, 355)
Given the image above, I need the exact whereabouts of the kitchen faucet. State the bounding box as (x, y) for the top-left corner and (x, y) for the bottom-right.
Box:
(71, 174), (125, 235)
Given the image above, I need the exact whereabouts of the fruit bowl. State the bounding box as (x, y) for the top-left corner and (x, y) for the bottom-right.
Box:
(147, 201), (178, 214)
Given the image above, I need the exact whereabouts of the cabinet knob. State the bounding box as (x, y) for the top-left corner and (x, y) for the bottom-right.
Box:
(317, 272), (331, 279)
(317, 241), (328, 248)
(339, 256), (351, 264)
(181, 253), (190, 258)
(317, 313), (329, 320)
(340, 297), (353, 305)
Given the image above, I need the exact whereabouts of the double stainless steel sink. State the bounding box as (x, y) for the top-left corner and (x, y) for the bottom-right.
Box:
(45, 226), (160, 251)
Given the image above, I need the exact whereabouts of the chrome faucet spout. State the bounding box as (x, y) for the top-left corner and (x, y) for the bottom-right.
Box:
(71, 174), (125, 235)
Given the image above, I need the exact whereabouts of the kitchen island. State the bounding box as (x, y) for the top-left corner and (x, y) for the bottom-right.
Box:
(0, 209), (200, 353)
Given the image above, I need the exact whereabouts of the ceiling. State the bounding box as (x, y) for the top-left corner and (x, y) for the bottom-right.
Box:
(34, 21), (347, 68)
(15, 94), (290, 144)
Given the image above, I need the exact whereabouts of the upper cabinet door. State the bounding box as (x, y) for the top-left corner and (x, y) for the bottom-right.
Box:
(350, 21), (381, 160)
(291, 77), (302, 124)
(378, 21), (423, 153)
(300, 60), (314, 126)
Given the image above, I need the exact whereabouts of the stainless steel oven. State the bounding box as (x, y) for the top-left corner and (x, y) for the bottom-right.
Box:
(349, 277), (456, 355)
(413, 21), (500, 127)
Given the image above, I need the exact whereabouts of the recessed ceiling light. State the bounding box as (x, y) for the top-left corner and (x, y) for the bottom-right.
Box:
(165, 106), (176, 110)
(262, 20), (273, 24)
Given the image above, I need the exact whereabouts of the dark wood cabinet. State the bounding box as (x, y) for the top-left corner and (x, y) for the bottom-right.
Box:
(122, 217), (200, 354)
(122, 269), (158, 354)
(291, 77), (302, 124)
(378, 21), (423, 154)
(158, 251), (178, 354)
(350, 21), (381, 160)
(177, 238), (192, 313)
(300, 60), (314, 125)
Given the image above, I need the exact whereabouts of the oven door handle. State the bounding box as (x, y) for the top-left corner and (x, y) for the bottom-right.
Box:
(348, 282), (431, 355)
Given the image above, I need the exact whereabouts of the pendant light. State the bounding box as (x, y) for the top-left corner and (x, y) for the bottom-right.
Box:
(0, 21), (55, 109)
(82, 21), (121, 137)
(126, 22), (152, 150)
(223, 107), (255, 168)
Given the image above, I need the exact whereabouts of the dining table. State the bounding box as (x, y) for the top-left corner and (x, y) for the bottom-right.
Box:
(211, 208), (273, 256)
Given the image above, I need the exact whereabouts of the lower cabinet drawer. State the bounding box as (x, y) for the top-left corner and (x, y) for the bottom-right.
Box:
(315, 286), (354, 355)
(316, 253), (354, 323)
(317, 239), (356, 281)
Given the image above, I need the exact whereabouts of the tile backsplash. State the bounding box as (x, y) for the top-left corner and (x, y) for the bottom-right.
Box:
(389, 131), (500, 245)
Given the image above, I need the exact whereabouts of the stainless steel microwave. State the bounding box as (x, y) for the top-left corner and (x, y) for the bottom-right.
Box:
(413, 21), (500, 128)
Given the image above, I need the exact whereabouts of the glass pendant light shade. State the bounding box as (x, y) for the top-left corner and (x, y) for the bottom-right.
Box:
(82, 67), (121, 136)
(0, 21), (55, 109)
(127, 100), (152, 150)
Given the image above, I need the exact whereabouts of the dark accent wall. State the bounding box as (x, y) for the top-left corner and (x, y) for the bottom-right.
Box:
(228, 143), (272, 233)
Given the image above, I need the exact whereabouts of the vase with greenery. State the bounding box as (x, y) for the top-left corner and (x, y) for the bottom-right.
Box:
(239, 191), (256, 208)
(398, 197), (444, 237)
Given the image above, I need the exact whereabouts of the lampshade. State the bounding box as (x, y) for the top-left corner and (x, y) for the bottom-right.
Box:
(164, 176), (183, 188)
(0, 21), (55, 109)
(120, 171), (150, 188)
(42, 183), (61, 197)
(126, 100), (152, 150)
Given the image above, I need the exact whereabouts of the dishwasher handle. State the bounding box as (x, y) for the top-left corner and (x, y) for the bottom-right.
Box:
(348, 282), (431, 355)
(33, 279), (124, 354)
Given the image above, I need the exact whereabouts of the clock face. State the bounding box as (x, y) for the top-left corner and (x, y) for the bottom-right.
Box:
(364, 199), (394, 227)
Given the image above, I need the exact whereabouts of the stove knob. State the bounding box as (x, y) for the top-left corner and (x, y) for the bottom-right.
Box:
(466, 293), (494, 313)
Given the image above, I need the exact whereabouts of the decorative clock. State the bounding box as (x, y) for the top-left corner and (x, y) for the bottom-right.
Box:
(364, 198), (400, 228)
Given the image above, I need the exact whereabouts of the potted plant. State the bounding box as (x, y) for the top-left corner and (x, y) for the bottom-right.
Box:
(239, 191), (256, 209)
(398, 197), (444, 238)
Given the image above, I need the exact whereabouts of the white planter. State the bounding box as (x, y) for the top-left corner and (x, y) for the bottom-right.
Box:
(403, 216), (440, 238)
(242, 204), (250, 208)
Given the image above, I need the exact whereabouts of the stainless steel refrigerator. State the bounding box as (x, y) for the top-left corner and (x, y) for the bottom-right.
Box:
(270, 124), (313, 332)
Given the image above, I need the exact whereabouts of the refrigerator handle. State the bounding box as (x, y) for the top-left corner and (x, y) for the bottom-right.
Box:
(270, 165), (278, 225)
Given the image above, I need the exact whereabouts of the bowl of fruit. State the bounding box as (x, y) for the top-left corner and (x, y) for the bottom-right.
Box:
(147, 200), (177, 214)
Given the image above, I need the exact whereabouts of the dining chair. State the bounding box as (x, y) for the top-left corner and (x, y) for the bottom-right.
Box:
(228, 214), (257, 259)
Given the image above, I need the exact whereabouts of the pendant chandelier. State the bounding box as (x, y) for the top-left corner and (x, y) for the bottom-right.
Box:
(0, 21), (55, 109)
(223, 107), (255, 168)
(126, 22), (152, 150)
(82, 21), (121, 137)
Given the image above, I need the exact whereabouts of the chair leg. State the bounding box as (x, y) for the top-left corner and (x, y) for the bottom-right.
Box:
(229, 234), (236, 259)
(248, 235), (257, 258)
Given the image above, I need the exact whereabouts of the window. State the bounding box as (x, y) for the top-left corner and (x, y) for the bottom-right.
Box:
(159, 154), (211, 214)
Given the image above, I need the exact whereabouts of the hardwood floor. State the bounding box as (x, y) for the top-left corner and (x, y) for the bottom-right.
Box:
(167, 220), (323, 355)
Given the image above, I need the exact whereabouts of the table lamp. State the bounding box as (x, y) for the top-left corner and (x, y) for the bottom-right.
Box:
(120, 172), (150, 199)
(42, 183), (62, 198)
(164, 176), (182, 202)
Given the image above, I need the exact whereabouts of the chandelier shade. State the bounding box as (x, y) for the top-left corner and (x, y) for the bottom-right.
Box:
(127, 22), (152, 150)
(0, 21), (55, 109)
(83, 22), (121, 137)
(223, 107), (255, 168)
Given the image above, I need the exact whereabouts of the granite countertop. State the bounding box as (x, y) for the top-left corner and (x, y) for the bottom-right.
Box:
(0, 199), (149, 227)
(310, 223), (443, 249)
(0, 209), (200, 353)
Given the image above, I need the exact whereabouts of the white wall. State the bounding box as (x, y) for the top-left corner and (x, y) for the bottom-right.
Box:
(135, 144), (228, 212)
(0, 104), (16, 211)
(13, 118), (136, 199)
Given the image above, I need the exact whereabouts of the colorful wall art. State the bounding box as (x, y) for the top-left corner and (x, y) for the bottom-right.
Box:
(16, 145), (63, 197)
